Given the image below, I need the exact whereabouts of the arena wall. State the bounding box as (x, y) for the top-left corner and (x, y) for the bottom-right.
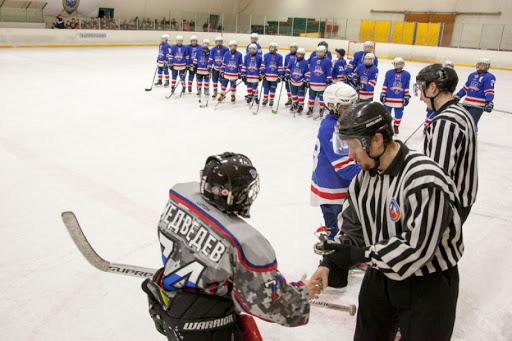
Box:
(1, 28), (511, 70)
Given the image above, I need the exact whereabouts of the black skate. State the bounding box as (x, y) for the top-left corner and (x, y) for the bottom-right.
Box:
(262, 98), (268, 106)
(154, 79), (163, 87)
(297, 105), (304, 114)
(394, 125), (400, 134)
(306, 107), (313, 117)
(269, 100), (274, 107)
(212, 91), (218, 98)
(231, 95), (236, 103)
(285, 98), (293, 106)
(246, 96), (253, 104)
(163, 80), (169, 88)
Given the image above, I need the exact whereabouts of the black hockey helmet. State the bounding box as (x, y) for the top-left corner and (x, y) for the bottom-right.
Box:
(318, 41), (328, 49)
(416, 64), (458, 112)
(200, 152), (259, 218)
(335, 48), (346, 58)
(335, 102), (393, 172)
(416, 63), (458, 93)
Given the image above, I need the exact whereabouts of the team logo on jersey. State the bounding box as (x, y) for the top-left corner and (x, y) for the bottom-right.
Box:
(62, 0), (79, 14)
(389, 198), (401, 222)
(313, 65), (324, 76)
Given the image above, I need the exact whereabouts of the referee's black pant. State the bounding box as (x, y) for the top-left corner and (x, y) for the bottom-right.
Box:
(354, 267), (459, 341)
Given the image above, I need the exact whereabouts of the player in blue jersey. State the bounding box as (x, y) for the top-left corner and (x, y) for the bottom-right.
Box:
(155, 34), (171, 87)
(311, 83), (360, 289)
(332, 48), (348, 83)
(218, 40), (243, 103)
(286, 47), (308, 114)
(380, 57), (411, 134)
(169, 35), (190, 94)
(210, 36), (229, 98)
(261, 42), (284, 107)
(193, 39), (212, 97)
(352, 53), (378, 103)
(284, 42), (298, 106)
(186, 35), (200, 93)
(455, 57), (496, 127)
(309, 41), (333, 61)
(245, 33), (263, 58)
(347, 41), (378, 78)
(242, 43), (263, 104)
(306, 45), (333, 118)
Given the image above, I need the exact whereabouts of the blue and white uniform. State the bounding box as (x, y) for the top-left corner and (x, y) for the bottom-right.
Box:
(186, 43), (201, 89)
(381, 69), (411, 127)
(157, 41), (171, 82)
(288, 57), (308, 108)
(169, 44), (190, 87)
(220, 50), (243, 95)
(332, 58), (349, 83)
(284, 52), (297, 100)
(353, 64), (378, 101)
(242, 53), (263, 99)
(193, 48), (212, 93)
(456, 71), (496, 125)
(261, 52), (284, 102)
(311, 113), (360, 237)
(348, 51), (378, 72)
(209, 45), (229, 94)
(306, 56), (333, 110)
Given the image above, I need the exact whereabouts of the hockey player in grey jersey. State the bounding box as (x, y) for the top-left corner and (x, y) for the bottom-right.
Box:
(141, 152), (317, 341)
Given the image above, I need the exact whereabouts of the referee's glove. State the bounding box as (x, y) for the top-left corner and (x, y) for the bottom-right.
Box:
(315, 240), (368, 269)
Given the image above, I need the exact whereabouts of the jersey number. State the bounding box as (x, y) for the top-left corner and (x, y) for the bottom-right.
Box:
(159, 233), (206, 291)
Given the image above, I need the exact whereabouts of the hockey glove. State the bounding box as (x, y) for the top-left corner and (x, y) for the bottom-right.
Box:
(316, 240), (368, 270)
(379, 93), (386, 104)
(259, 73), (265, 81)
(241, 74), (247, 84)
(141, 268), (174, 336)
(284, 74), (290, 81)
(276, 76), (282, 83)
(220, 71), (225, 79)
(169, 64), (174, 71)
(404, 95), (411, 106)
(304, 80), (310, 88)
(484, 101), (494, 113)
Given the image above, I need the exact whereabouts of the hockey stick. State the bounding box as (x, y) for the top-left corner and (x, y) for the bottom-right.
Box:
(62, 211), (356, 315)
(165, 79), (185, 99)
(271, 80), (285, 115)
(494, 108), (512, 115)
(404, 121), (425, 145)
(145, 67), (158, 92)
(252, 80), (264, 115)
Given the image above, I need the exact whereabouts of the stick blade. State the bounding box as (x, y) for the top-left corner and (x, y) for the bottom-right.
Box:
(61, 211), (110, 272)
(145, 88), (152, 92)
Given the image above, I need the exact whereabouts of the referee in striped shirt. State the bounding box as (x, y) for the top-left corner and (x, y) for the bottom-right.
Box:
(310, 102), (463, 341)
(416, 64), (478, 223)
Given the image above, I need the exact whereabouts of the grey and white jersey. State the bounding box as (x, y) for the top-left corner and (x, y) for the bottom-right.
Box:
(157, 182), (309, 327)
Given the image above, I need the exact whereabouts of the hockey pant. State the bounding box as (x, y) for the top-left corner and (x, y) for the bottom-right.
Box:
(354, 267), (459, 341)
(196, 74), (210, 93)
(220, 78), (238, 95)
(463, 105), (484, 127)
(263, 80), (277, 101)
(157, 61), (169, 81)
(290, 84), (305, 107)
(211, 69), (222, 93)
(385, 106), (404, 127)
(187, 69), (196, 89)
(171, 69), (187, 87)
(308, 89), (325, 109)
(246, 82), (259, 99)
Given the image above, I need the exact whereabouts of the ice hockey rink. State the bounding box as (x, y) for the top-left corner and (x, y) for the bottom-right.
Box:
(1, 46), (512, 340)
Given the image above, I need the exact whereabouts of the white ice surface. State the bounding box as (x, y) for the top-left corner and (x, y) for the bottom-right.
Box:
(1, 47), (512, 341)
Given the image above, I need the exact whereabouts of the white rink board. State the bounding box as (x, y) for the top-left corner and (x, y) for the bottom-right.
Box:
(1, 28), (512, 69)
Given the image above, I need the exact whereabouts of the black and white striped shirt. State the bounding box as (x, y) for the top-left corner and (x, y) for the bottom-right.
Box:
(340, 142), (464, 281)
(424, 99), (478, 208)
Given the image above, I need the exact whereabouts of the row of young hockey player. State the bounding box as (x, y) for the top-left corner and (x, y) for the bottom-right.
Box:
(155, 34), (198, 91)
